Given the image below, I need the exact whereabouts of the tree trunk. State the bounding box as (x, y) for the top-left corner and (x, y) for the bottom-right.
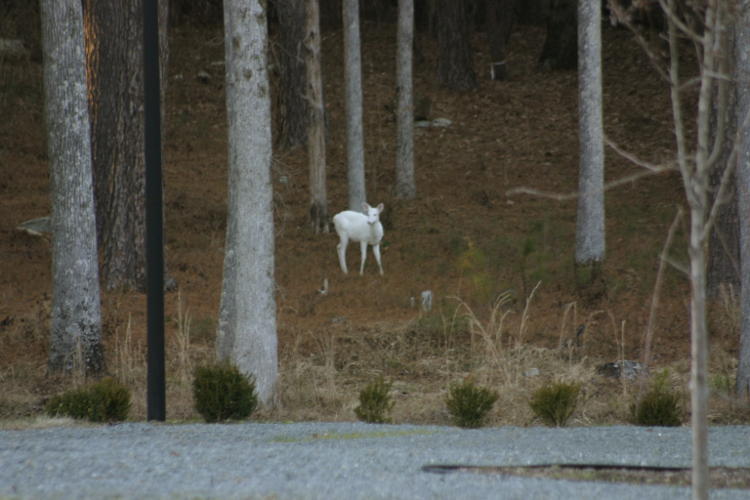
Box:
(40, 0), (103, 375)
(735, 0), (750, 400)
(342, 0), (367, 210)
(707, 19), (739, 299)
(436, 0), (477, 90)
(320, 0), (342, 30)
(83, 0), (169, 291)
(575, 0), (605, 280)
(395, 0), (416, 199)
(486, 0), (516, 81)
(539, 0), (577, 71)
(276, 0), (309, 150)
(306, 0), (329, 233)
(218, 0), (278, 407)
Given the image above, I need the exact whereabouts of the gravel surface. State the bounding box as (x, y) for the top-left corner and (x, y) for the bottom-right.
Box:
(1, 422), (749, 499)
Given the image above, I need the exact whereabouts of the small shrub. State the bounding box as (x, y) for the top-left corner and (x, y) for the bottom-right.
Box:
(631, 371), (683, 427)
(354, 376), (394, 424)
(193, 363), (258, 423)
(45, 377), (131, 422)
(445, 379), (498, 428)
(529, 382), (580, 427)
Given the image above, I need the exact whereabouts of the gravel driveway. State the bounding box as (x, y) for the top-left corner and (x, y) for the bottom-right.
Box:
(1, 422), (749, 499)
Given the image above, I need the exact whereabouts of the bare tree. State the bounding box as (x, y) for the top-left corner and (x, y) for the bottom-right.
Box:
(82, 0), (169, 291)
(660, 0), (733, 496)
(306, 0), (329, 233)
(436, 0), (477, 90)
(276, 0), (309, 150)
(395, 0), (415, 199)
(40, 0), (103, 374)
(217, 0), (278, 406)
(575, 0), (605, 282)
(342, 0), (366, 210)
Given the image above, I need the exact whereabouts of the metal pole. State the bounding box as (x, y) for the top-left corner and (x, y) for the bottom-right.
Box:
(143, 0), (165, 421)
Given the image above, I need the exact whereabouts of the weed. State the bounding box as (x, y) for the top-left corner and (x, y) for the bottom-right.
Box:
(445, 378), (498, 428)
(529, 381), (580, 426)
(193, 363), (258, 423)
(354, 376), (394, 424)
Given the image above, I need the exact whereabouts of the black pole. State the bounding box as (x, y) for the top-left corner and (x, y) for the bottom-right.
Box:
(143, 0), (165, 421)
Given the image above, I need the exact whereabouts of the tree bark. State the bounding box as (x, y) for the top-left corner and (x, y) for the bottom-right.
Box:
(735, 0), (750, 400)
(276, 0), (309, 150)
(218, 0), (278, 407)
(40, 0), (103, 375)
(436, 0), (477, 90)
(82, 0), (169, 291)
(395, 0), (416, 199)
(306, 0), (329, 233)
(342, 0), (367, 210)
(575, 0), (605, 275)
(539, 0), (577, 71)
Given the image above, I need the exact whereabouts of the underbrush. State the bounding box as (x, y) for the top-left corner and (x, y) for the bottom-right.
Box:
(1, 285), (748, 426)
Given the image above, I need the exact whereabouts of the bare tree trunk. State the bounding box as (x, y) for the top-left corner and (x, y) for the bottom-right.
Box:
(276, 0), (309, 150)
(83, 0), (169, 291)
(735, 0), (750, 400)
(395, 0), (416, 199)
(539, 0), (577, 71)
(40, 0), (103, 375)
(486, 0), (516, 81)
(342, 0), (366, 210)
(575, 0), (605, 282)
(306, 0), (329, 233)
(218, 0), (278, 406)
(436, 0), (477, 90)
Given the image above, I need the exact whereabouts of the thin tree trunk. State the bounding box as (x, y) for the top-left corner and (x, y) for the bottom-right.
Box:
(306, 0), (329, 233)
(342, 0), (366, 210)
(395, 0), (415, 199)
(575, 0), (605, 278)
(41, 0), (103, 375)
(218, 0), (278, 407)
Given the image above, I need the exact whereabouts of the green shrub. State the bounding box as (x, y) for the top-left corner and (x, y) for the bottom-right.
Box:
(45, 377), (131, 422)
(631, 371), (683, 427)
(193, 363), (258, 423)
(529, 382), (580, 427)
(354, 376), (394, 424)
(445, 379), (498, 428)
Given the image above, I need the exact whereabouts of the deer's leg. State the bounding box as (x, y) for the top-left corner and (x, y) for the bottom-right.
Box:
(372, 244), (383, 275)
(359, 241), (368, 275)
(337, 236), (349, 274)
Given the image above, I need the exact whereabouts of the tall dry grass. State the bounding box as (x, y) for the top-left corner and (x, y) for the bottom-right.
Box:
(3, 283), (750, 425)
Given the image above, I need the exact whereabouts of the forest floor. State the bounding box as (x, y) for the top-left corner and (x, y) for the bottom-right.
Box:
(1, 19), (749, 426)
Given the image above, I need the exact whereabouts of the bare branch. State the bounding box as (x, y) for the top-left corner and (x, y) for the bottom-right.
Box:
(604, 135), (666, 172)
(506, 164), (676, 201)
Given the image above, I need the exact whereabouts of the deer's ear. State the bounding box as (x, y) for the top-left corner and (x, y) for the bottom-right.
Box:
(362, 202), (370, 212)
(377, 203), (384, 213)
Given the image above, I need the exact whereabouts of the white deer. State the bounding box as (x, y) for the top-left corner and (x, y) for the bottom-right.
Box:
(333, 202), (384, 275)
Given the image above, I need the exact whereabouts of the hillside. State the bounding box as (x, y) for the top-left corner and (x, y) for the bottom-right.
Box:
(1, 19), (745, 424)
